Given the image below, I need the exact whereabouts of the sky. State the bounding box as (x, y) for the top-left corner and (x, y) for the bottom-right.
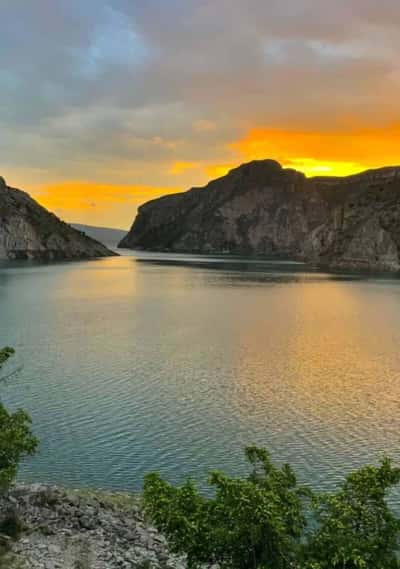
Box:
(2, 1), (400, 229)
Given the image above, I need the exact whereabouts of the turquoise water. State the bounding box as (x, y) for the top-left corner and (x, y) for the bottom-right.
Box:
(1, 252), (400, 495)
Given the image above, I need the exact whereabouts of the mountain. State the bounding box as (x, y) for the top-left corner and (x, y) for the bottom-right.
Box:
(71, 224), (127, 248)
(0, 177), (116, 260)
(119, 159), (400, 271)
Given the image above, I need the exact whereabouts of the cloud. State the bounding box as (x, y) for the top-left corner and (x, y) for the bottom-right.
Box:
(35, 181), (181, 229)
(2, 0), (400, 225)
(205, 164), (234, 179)
(232, 124), (400, 175)
(168, 161), (200, 175)
(192, 120), (217, 133)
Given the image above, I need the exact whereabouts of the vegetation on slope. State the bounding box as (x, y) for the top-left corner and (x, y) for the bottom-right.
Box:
(0, 348), (37, 492)
(0, 348), (38, 566)
(144, 447), (400, 569)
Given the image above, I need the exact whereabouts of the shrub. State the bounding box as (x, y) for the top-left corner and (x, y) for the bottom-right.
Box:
(144, 446), (310, 569)
(143, 448), (400, 569)
(304, 458), (400, 568)
(0, 348), (14, 368)
(0, 348), (38, 493)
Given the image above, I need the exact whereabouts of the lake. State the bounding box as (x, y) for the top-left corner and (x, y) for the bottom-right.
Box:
(1, 251), (400, 497)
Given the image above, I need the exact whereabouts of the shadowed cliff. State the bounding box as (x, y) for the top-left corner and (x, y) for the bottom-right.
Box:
(119, 160), (400, 271)
(0, 177), (116, 260)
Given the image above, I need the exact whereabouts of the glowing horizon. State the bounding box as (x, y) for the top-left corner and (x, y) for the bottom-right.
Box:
(30, 150), (395, 230)
(3, 2), (400, 227)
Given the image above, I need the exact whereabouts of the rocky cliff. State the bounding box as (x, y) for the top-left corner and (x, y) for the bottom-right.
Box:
(0, 177), (115, 260)
(119, 160), (400, 271)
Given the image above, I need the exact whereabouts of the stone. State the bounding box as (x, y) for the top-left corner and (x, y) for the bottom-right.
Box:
(79, 515), (97, 530)
(0, 484), (187, 568)
(119, 159), (400, 272)
(0, 178), (117, 261)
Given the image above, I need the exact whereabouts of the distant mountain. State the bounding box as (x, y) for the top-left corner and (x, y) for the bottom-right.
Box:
(119, 159), (400, 272)
(0, 177), (116, 260)
(71, 224), (127, 248)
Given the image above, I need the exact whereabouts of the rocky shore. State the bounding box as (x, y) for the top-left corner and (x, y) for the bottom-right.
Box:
(0, 484), (186, 569)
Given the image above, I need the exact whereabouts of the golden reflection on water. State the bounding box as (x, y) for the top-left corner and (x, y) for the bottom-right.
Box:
(2, 254), (400, 491)
(227, 278), (400, 481)
(51, 256), (139, 301)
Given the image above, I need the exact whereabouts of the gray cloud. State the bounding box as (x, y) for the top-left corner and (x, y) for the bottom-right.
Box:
(1, 0), (400, 193)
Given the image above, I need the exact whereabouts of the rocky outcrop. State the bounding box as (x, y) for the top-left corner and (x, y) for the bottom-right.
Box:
(0, 178), (116, 260)
(119, 160), (400, 271)
(0, 484), (185, 569)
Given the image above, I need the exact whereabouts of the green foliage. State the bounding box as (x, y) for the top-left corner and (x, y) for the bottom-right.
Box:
(304, 458), (400, 569)
(143, 448), (400, 569)
(0, 348), (38, 493)
(144, 446), (310, 568)
(0, 348), (14, 369)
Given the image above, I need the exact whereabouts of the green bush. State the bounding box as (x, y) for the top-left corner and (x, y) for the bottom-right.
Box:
(143, 448), (400, 569)
(0, 348), (14, 368)
(0, 348), (38, 493)
(304, 458), (400, 568)
(144, 446), (310, 569)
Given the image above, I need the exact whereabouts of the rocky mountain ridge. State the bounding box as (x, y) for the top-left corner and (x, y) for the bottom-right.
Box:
(0, 177), (115, 260)
(119, 160), (400, 271)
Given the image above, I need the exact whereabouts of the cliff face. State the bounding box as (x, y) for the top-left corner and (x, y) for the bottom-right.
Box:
(119, 160), (400, 271)
(0, 177), (116, 260)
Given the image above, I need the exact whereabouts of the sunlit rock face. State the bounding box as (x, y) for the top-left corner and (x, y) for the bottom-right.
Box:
(120, 160), (400, 271)
(0, 179), (116, 260)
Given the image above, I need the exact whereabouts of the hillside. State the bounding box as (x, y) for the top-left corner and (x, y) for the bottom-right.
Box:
(119, 160), (400, 271)
(0, 177), (116, 260)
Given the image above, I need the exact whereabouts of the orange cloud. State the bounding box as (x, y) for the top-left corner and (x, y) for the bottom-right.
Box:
(168, 160), (235, 180)
(232, 125), (400, 176)
(26, 124), (400, 231)
(35, 181), (181, 229)
(205, 163), (234, 179)
(168, 161), (200, 175)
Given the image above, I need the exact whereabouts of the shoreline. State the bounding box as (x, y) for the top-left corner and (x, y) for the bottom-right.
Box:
(0, 483), (186, 569)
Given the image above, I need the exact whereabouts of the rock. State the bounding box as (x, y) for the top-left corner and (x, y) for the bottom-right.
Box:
(0, 533), (12, 546)
(0, 179), (117, 261)
(0, 484), (187, 568)
(79, 515), (97, 531)
(119, 159), (400, 272)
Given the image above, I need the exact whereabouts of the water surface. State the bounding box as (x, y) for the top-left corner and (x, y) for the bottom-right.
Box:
(1, 252), (400, 496)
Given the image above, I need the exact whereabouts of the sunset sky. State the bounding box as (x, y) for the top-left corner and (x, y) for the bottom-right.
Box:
(2, 1), (400, 229)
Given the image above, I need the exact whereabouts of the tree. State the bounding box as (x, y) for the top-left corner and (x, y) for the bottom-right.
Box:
(0, 348), (14, 368)
(143, 448), (400, 569)
(0, 348), (38, 492)
(144, 446), (310, 569)
(303, 458), (400, 569)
